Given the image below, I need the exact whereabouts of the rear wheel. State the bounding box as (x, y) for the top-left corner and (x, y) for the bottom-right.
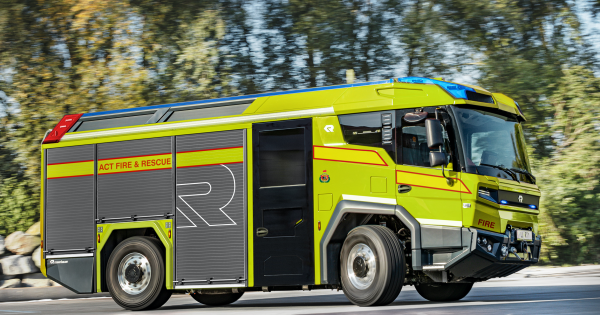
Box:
(415, 282), (474, 302)
(340, 225), (405, 306)
(191, 292), (244, 306)
(106, 236), (172, 310)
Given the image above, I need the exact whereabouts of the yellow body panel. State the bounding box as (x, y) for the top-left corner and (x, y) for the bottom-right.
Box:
(176, 147), (244, 168)
(314, 146), (388, 166)
(246, 128), (254, 287)
(47, 161), (94, 179)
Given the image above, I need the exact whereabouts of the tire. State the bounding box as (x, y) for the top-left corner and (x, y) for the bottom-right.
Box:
(191, 292), (244, 306)
(106, 236), (172, 311)
(340, 225), (405, 306)
(415, 282), (474, 302)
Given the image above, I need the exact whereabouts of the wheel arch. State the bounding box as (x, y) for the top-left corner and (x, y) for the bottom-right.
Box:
(319, 200), (422, 284)
(96, 220), (173, 292)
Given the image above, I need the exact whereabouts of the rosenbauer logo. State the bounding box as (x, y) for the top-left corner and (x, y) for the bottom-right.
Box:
(48, 260), (68, 264)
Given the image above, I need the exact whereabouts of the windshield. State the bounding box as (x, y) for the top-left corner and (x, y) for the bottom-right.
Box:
(452, 107), (534, 184)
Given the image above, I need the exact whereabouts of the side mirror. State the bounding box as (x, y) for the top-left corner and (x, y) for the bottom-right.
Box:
(425, 119), (443, 149)
(429, 151), (447, 167)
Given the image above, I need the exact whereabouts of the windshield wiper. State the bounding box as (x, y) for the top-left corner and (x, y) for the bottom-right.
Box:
(479, 163), (520, 183)
(511, 168), (536, 184)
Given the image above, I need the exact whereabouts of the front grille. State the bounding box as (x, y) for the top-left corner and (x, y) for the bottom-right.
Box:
(498, 190), (540, 209)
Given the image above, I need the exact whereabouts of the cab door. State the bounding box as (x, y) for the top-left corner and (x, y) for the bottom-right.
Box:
(396, 112), (464, 229)
(252, 119), (314, 286)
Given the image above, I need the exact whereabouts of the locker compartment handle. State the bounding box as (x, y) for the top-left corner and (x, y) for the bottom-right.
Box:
(256, 227), (269, 237)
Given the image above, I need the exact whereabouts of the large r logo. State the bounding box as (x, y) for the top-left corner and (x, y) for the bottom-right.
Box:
(176, 164), (237, 228)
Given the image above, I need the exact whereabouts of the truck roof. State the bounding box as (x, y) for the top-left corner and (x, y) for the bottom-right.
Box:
(43, 77), (523, 147)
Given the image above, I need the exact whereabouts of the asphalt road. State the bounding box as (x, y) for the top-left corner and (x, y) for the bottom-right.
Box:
(1, 265), (599, 315)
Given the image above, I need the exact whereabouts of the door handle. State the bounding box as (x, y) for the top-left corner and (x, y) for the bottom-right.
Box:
(256, 227), (269, 237)
(398, 185), (412, 193)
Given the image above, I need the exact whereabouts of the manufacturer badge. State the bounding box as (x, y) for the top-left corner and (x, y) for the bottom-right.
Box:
(518, 195), (523, 203)
(319, 170), (330, 183)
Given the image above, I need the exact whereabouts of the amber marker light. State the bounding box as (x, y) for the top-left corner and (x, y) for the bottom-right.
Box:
(97, 234), (101, 243)
(168, 230), (171, 238)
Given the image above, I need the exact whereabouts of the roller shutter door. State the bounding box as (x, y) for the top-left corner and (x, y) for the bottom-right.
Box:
(45, 145), (95, 257)
(174, 129), (246, 287)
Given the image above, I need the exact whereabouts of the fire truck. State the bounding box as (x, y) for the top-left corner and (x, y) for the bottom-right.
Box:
(40, 77), (541, 310)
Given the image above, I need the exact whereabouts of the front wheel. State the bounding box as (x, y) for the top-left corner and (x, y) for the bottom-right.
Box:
(340, 225), (405, 306)
(191, 291), (244, 306)
(415, 282), (474, 302)
(106, 236), (172, 310)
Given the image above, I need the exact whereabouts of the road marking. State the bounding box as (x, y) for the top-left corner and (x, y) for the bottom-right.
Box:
(314, 296), (600, 313)
(0, 297), (112, 305)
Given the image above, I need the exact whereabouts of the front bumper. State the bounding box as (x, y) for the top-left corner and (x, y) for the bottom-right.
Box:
(419, 227), (542, 283)
(448, 228), (542, 281)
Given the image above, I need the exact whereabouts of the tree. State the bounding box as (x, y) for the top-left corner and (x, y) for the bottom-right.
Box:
(537, 66), (600, 264)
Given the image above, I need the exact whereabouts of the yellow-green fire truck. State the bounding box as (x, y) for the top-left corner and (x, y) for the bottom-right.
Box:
(40, 77), (541, 310)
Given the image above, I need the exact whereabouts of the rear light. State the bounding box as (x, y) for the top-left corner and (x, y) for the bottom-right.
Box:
(42, 113), (83, 144)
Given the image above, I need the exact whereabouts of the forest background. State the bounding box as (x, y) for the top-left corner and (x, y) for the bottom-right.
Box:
(1, 0), (600, 265)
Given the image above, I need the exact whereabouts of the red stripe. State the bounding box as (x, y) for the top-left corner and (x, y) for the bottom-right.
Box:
(47, 174), (93, 180)
(396, 182), (465, 194)
(98, 152), (171, 161)
(98, 167), (172, 175)
(312, 145), (388, 166)
(177, 161), (243, 169)
(177, 146), (243, 154)
(47, 160), (94, 166)
(313, 157), (387, 166)
(396, 170), (472, 194)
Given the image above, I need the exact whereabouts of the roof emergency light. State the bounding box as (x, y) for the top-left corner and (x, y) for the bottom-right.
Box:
(42, 113), (83, 144)
(396, 77), (476, 99)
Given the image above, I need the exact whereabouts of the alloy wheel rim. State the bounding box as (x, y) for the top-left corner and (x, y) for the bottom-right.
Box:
(117, 252), (151, 295)
(347, 243), (376, 290)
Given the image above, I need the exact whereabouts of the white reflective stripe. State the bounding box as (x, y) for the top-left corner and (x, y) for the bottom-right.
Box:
(417, 219), (463, 227)
(61, 107), (335, 142)
(46, 253), (93, 259)
(342, 194), (397, 205)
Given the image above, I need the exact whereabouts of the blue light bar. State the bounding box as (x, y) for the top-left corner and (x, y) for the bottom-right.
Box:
(529, 205), (537, 209)
(396, 77), (476, 99)
(500, 200), (508, 205)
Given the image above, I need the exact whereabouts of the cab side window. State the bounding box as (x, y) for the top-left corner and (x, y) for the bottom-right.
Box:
(400, 119), (451, 167)
(338, 111), (395, 159)
(338, 111), (384, 147)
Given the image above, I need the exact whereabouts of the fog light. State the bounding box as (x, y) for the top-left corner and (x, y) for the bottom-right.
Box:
(482, 238), (488, 245)
(487, 244), (493, 252)
(477, 236), (481, 244)
(501, 245), (508, 257)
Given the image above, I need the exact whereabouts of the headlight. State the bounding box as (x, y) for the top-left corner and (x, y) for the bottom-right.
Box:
(478, 187), (499, 203)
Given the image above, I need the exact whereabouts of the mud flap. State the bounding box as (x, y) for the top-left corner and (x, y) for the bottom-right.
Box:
(46, 257), (94, 293)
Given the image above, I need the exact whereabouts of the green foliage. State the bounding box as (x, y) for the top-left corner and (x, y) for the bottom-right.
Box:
(0, 177), (38, 236)
(537, 67), (600, 264)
